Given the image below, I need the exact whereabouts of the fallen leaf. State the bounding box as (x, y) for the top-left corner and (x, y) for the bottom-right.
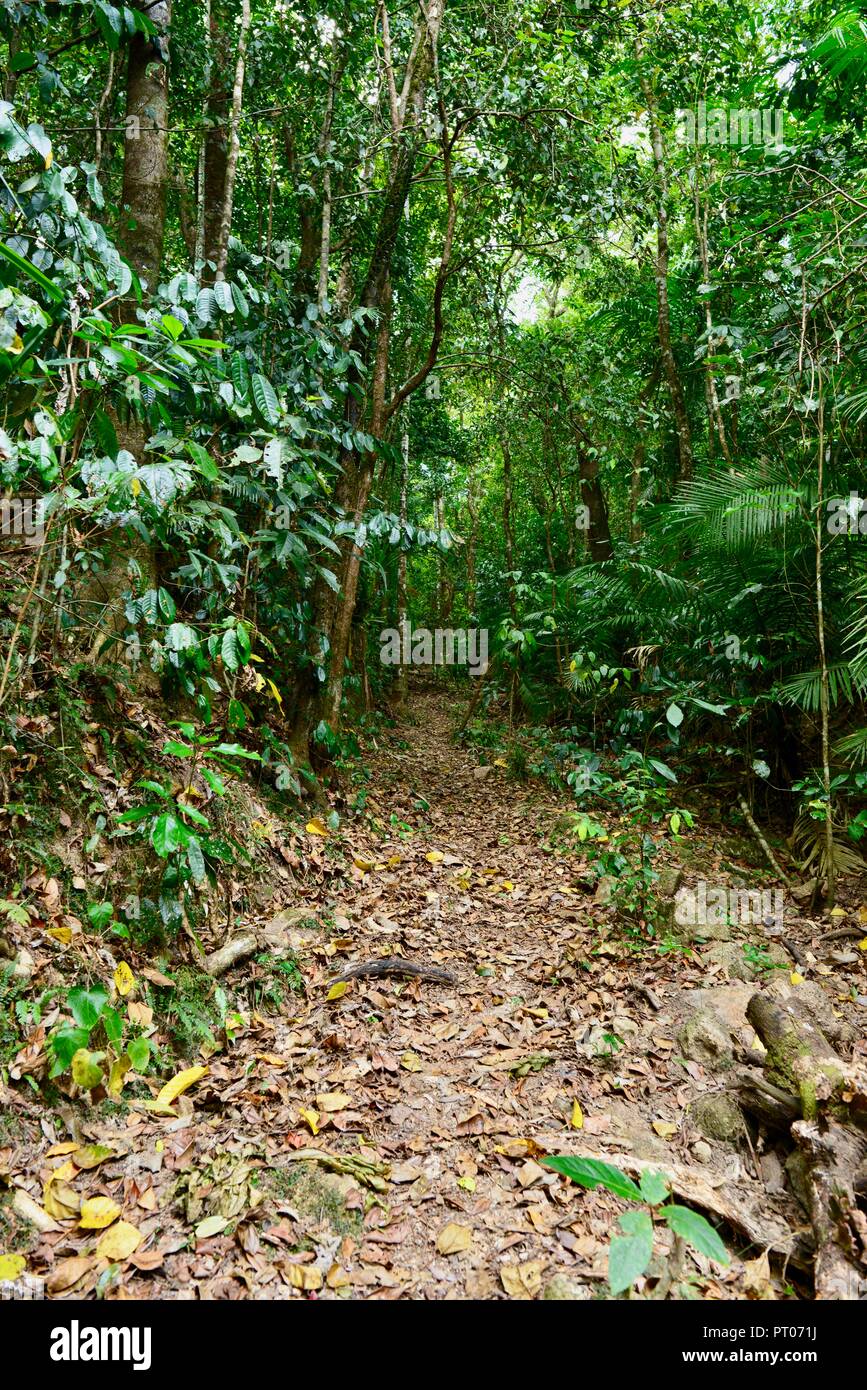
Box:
(299, 1107), (320, 1135)
(156, 1065), (208, 1106)
(425, 850), (444, 864)
(305, 818), (329, 837)
(73, 1144), (116, 1170)
(12, 1189), (59, 1232)
(47, 1256), (94, 1294)
(95, 1220), (142, 1260)
(501, 1259), (545, 1298)
(79, 1196), (121, 1229)
(326, 980), (348, 1001)
(436, 1222), (472, 1255)
(195, 1215), (228, 1239)
(285, 1263), (323, 1290)
(400, 1051), (422, 1072)
(315, 1092), (350, 1112)
(652, 1120), (678, 1139)
(570, 1099), (584, 1130)
(0, 1253), (26, 1280)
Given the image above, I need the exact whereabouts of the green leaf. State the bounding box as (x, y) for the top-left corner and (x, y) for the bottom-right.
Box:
(608, 1210), (654, 1294)
(648, 758), (677, 784)
(638, 1170), (671, 1206)
(163, 740), (194, 757)
(542, 1155), (643, 1202)
(186, 836), (206, 883)
(251, 373), (280, 426)
(221, 628), (241, 672)
(666, 702), (684, 728)
(48, 1025), (91, 1075)
(68, 985), (109, 1030)
(664, 1205), (729, 1265)
(127, 1036), (151, 1071)
(151, 812), (183, 857)
(212, 742), (260, 760)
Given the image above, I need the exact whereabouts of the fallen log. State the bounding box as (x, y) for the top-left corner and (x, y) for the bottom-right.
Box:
(743, 988), (867, 1299)
(205, 932), (258, 977)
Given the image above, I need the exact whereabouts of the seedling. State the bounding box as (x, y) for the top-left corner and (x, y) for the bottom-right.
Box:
(542, 1156), (729, 1297)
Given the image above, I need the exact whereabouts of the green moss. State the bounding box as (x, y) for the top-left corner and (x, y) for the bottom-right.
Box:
(262, 1162), (363, 1242)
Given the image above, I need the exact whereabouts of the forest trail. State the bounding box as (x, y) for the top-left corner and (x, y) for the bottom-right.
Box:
(11, 683), (853, 1301)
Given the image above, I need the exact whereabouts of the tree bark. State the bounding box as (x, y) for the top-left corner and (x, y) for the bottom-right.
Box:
(637, 40), (694, 482)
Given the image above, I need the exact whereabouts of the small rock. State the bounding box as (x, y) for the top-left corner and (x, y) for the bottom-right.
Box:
(656, 865), (684, 898)
(687, 1091), (745, 1143)
(691, 1140), (713, 1164)
(12, 947), (34, 981)
(543, 1273), (591, 1301)
(704, 940), (788, 981)
(677, 1009), (734, 1069)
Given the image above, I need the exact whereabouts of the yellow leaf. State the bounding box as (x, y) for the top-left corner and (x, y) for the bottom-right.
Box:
(131, 476), (141, 497)
(44, 150), (53, 169)
(0, 1253), (26, 1280)
(299, 1107), (320, 1135)
(46, 1142), (80, 1157)
(570, 1099), (584, 1130)
(156, 1065), (208, 1106)
(49, 1160), (78, 1182)
(493, 757), (508, 767)
(425, 850), (444, 864)
(652, 1120), (678, 1139)
(43, 1175), (80, 1220)
(353, 856), (375, 872)
(387, 854), (402, 867)
(436, 1222), (472, 1255)
(830, 906), (847, 917)
(79, 1196), (121, 1230)
(858, 938), (867, 952)
(400, 1051), (422, 1072)
(306, 817), (329, 837)
(114, 961), (135, 996)
(315, 1091), (350, 1112)
(457, 1175), (476, 1192)
(502, 881), (515, 892)
(501, 1259), (545, 1299)
(46, 925), (72, 944)
(95, 1220), (142, 1261)
(285, 1263), (322, 1290)
(73, 1144), (116, 1170)
(107, 1053), (132, 1099)
(790, 971), (805, 986)
(10, 333), (23, 353)
(326, 980), (348, 1001)
(266, 678), (283, 709)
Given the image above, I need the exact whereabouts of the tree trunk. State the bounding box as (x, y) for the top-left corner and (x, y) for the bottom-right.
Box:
(637, 42), (694, 482)
(212, 0), (251, 281)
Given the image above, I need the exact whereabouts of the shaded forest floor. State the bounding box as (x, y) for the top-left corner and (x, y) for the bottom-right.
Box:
(2, 686), (865, 1299)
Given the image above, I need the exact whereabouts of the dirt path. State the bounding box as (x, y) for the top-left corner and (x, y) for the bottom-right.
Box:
(6, 687), (863, 1299)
